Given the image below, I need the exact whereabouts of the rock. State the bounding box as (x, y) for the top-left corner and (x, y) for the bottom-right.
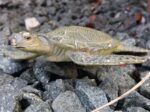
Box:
(116, 32), (132, 41)
(121, 38), (136, 46)
(123, 107), (149, 112)
(12, 77), (28, 89)
(0, 74), (27, 112)
(0, 56), (28, 74)
(20, 69), (37, 84)
(0, 84), (22, 112)
(43, 79), (73, 101)
(75, 77), (97, 87)
(56, 62), (78, 78)
(25, 101), (52, 112)
(52, 91), (86, 112)
(20, 86), (42, 98)
(16, 86), (43, 107)
(75, 80), (113, 112)
(33, 60), (54, 85)
(34, 0), (45, 6)
(146, 40), (150, 49)
(97, 65), (136, 108)
(13, 86), (46, 111)
(122, 92), (150, 110)
(0, 0), (32, 6)
(0, 0), (10, 5)
(115, 32), (136, 46)
(0, 73), (27, 87)
(0, 72), (14, 85)
(0, 31), (9, 45)
(139, 71), (150, 99)
(79, 66), (99, 77)
(3, 24), (11, 36)
(33, 59), (78, 85)
(25, 17), (40, 31)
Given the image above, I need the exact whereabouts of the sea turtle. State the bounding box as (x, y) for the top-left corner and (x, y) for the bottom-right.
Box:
(4, 26), (149, 65)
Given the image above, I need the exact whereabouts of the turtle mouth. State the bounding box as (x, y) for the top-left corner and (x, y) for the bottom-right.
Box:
(16, 46), (25, 48)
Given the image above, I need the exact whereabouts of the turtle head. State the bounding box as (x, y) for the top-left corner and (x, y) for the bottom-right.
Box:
(9, 31), (51, 54)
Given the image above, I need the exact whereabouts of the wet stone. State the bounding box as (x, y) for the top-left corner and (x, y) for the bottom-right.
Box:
(20, 86), (42, 98)
(33, 60), (54, 85)
(24, 101), (52, 112)
(14, 86), (45, 111)
(33, 59), (77, 85)
(0, 31), (9, 45)
(116, 32), (132, 41)
(12, 77), (28, 89)
(25, 17), (40, 31)
(123, 107), (149, 112)
(0, 84), (21, 112)
(52, 91), (86, 112)
(75, 80), (113, 112)
(20, 69), (37, 84)
(146, 40), (150, 49)
(75, 77), (97, 87)
(0, 56), (28, 74)
(97, 65), (136, 107)
(43, 79), (73, 101)
(0, 74), (27, 112)
(17, 89), (42, 104)
(122, 92), (150, 111)
(0, 0), (10, 5)
(121, 38), (136, 46)
(33, 60), (60, 84)
(0, 72), (14, 85)
(139, 72), (150, 99)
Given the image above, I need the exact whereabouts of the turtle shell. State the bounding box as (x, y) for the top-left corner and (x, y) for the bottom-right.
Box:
(46, 26), (120, 51)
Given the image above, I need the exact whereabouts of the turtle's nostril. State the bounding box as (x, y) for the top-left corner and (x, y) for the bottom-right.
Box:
(10, 38), (17, 46)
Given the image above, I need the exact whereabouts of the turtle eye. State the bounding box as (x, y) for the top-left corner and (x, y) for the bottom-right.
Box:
(24, 36), (31, 40)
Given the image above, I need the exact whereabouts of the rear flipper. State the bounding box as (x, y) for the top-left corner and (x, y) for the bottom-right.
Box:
(67, 52), (148, 66)
(117, 45), (149, 53)
(0, 45), (38, 60)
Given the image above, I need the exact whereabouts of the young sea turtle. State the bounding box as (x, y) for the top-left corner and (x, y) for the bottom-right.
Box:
(5, 26), (149, 65)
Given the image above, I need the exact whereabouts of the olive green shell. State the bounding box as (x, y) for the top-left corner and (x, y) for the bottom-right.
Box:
(45, 26), (120, 51)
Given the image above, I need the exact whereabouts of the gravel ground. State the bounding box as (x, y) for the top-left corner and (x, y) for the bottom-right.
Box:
(0, 0), (150, 112)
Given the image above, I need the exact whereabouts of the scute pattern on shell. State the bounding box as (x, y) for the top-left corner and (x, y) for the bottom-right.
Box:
(47, 26), (120, 50)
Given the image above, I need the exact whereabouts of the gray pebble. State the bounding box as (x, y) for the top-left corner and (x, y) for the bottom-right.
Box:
(25, 101), (52, 112)
(124, 107), (149, 112)
(0, 75), (27, 112)
(52, 91), (86, 112)
(75, 80), (113, 112)
(0, 56), (27, 74)
(122, 92), (150, 110)
(43, 79), (73, 101)
(139, 72), (150, 99)
(97, 65), (136, 107)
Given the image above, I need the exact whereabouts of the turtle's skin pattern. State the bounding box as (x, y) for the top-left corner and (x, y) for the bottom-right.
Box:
(4, 26), (149, 65)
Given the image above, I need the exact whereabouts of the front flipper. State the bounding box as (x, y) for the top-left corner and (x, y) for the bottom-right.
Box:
(67, 52), (148, 66)
(0, 45), (38, 60)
